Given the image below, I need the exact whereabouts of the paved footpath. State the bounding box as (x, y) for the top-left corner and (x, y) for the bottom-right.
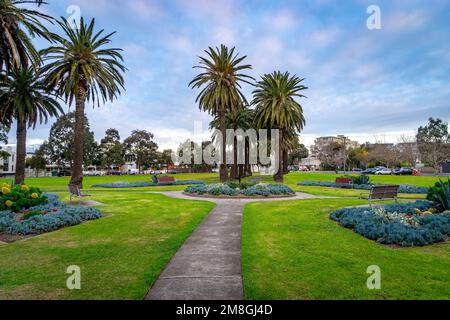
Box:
(145, 191), (317, 300)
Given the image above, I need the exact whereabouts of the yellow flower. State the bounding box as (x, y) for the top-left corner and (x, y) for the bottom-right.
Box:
(2, 183), (9, 188)
(5, 200), (13, 207)
(21, 185), (29, 192)
(31, 193), (39, 199)
(2, 186), (11, 194)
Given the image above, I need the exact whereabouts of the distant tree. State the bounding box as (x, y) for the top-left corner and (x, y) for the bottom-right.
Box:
(315, 141), (345, 170)
(26, 145), (47, 177)
(288, 143), (309, 166)
(159, 149), (174, 167)
(416, 117), (450, 173)
(348, 147), (369, 169)
(0, 124), (8, 144)
(0, 124), (10, 160)
(123, 130), (158, 173)
(45, 112), (97, 169)
(98, 129), (124, 169)
(367, 143), (398, 168)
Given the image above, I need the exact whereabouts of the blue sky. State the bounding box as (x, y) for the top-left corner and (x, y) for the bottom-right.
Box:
(9, 0), (450, 150)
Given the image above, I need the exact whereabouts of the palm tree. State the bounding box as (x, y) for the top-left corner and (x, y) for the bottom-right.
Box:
(210, 107), (255, 180)
(190, 45), (254, 182)
(40, 17), (126, 188)
(0, 67), (63, 185)
(253, 71), (307, 182)
(0, 0), (53, 72)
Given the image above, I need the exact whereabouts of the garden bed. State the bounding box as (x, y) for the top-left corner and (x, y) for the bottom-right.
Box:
(330, 201), (450, 247)
(298, 181), (429, 194)
(185, 183), (295, 198)
(0, 193), (103, 242)
(92, 180), (204, 188)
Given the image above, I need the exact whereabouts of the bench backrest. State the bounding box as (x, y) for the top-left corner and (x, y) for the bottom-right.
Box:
(336, 177), (353, 185)
(157, 176), (176, 183)
(68, 184), (81, 196)
(370, 185), (400, 199)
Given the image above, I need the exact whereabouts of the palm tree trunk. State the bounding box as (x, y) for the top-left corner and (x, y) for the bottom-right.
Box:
(15, 119), (27, 185)
(274, 130), (284, 183)
(245, 139), (252, 177)
(283, 149), (289, 174)
(70, 85), (87, 188)
(219, 108), (228, 182)
(230, 134), (238, 180)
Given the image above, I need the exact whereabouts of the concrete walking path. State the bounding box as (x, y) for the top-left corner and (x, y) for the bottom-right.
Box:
(145, 191), (317, 300)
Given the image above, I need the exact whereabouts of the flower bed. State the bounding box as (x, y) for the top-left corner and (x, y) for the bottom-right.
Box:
(0, 193), (102, 238)
(330, 201), (450, 247)
(298, 181), (429, 194)
(92, 180), (204, 188)
(1, 183), (48, 211)
(185, 183), (295, 198)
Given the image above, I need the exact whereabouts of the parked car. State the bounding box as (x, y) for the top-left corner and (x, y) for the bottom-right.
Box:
(352, 168), (363, 173)
(166, 170), (178, 174)
(375, 168), (393, 175)
(128, 169), (139, 175)
(109, 170), (122, 176)
(394, 167), (413, 175)
(83, 171), (100, 176)
(361, 167), (381, 174)
(57, 170), (71, 177)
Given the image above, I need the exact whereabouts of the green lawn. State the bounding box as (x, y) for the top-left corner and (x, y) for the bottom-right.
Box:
(242, 198), (450, 300)
(1, 172), (445, 196)
(0, 191), (214, 300)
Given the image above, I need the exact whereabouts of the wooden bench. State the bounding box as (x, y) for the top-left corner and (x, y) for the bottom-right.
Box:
(361, 185), (400, 207)
(157, 176), (176, 184)
(68, 184), (91, 205)
(336, 177), (353, 185)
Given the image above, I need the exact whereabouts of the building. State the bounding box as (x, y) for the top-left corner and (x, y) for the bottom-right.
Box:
(0, 146), (15, 176)
(300, 156), (321, 171)
(312, 135), (360, 155)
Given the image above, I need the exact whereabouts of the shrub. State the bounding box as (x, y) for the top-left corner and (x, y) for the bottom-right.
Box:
(0, 184), (48, 212)
(330, 201), (450, 247)
(186, 183), (294, 197)
(0, 194), (102, 236)
(352, 174), (370, 185)
(427, 179), (450, 211)
(93, 180), (204, 188)
(298, 181), (429, 194)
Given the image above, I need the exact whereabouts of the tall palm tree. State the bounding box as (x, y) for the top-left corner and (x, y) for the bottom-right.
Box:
(0, 66), (63, 184)
(210, 107), (255, 180)
(40, 17), (126, 188)
(190, 45), (254, 183)
(253, 71), (307, 182)
(0, 0), (53, 72)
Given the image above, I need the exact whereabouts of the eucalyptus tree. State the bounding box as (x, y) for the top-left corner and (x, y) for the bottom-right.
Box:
(41, 17), (126, 187)
(190, 45), (254, 182)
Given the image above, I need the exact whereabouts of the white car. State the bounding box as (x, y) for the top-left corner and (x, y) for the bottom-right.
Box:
(375, 168), (393, 175)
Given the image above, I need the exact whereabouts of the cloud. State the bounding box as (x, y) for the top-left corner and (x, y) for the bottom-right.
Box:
(266, 9), (298, 32)
(384, 10), (429, 32)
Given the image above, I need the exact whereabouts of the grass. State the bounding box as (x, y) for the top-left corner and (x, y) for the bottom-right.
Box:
(242, 198), (450, 300)
(2, 172), (443, 198)
(0, 191), (215, 300)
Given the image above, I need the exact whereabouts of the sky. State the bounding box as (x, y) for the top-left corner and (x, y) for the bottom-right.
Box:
(5, 0), (450, 151)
